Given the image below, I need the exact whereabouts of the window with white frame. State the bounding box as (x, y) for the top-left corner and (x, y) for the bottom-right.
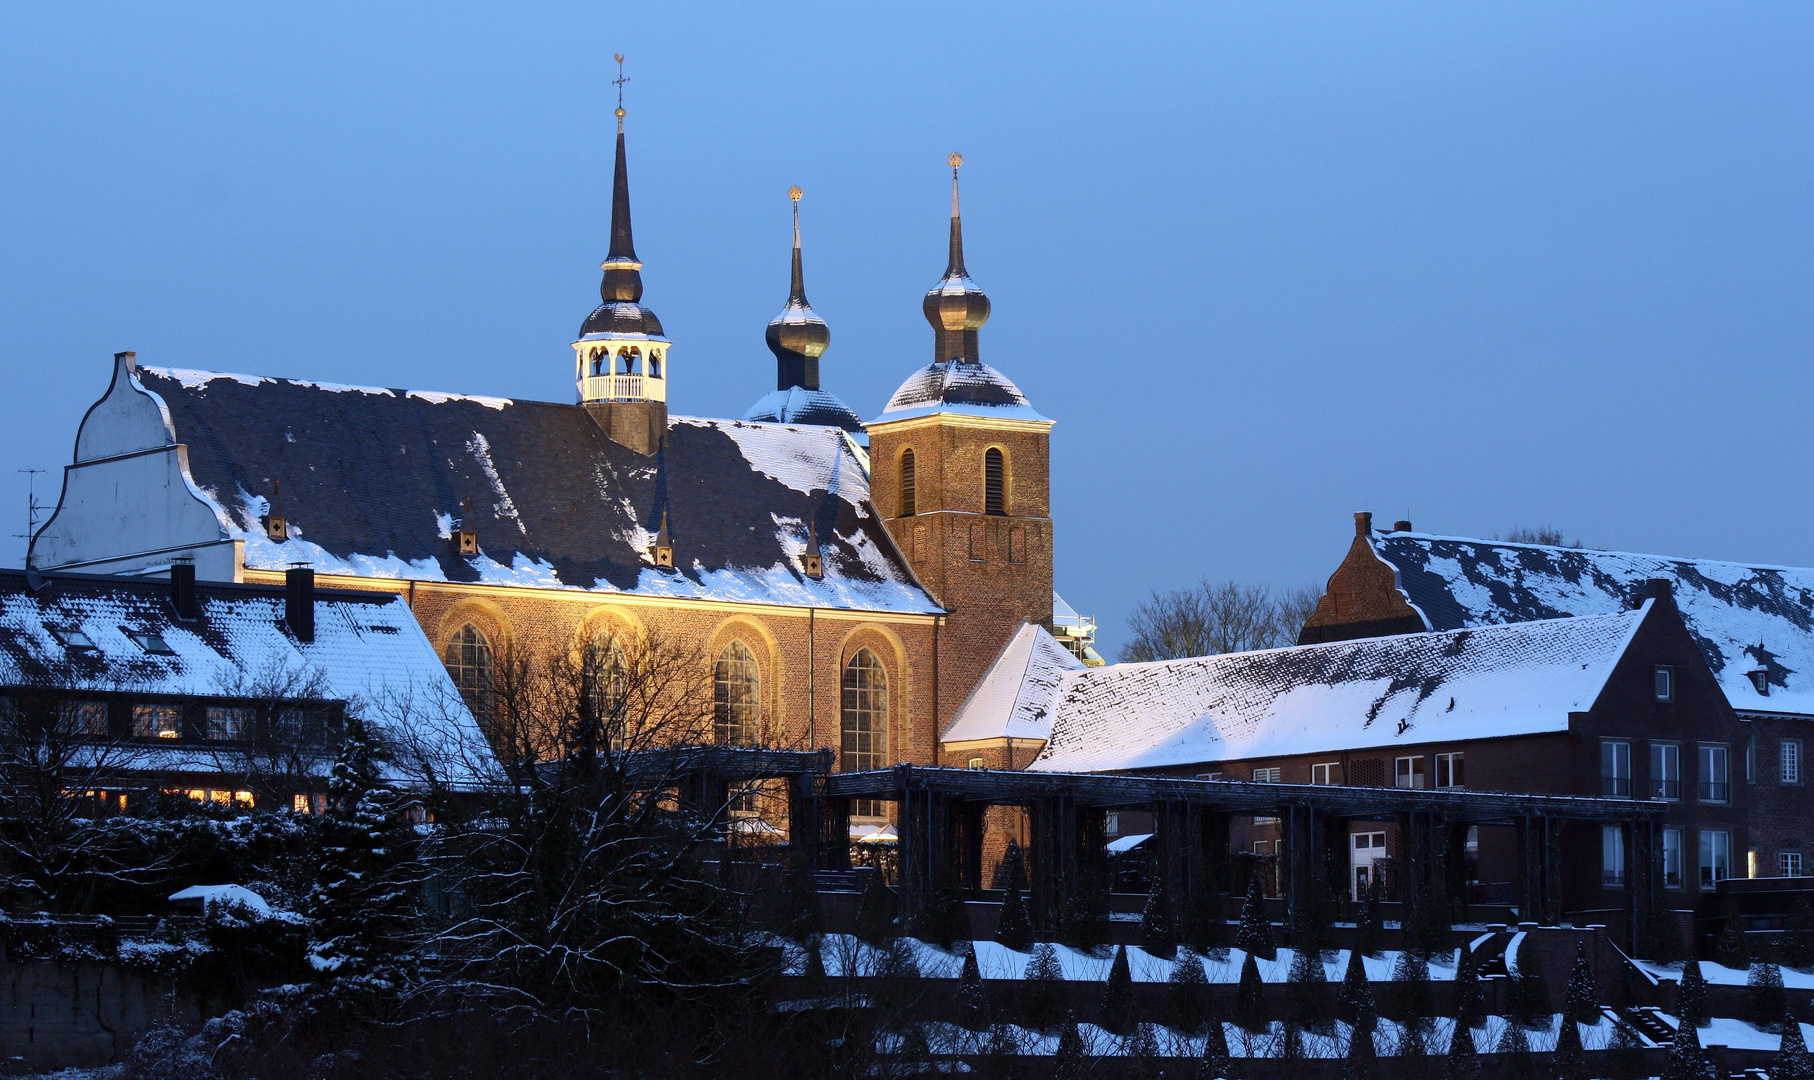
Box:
(1784, 740), (1802, 785)
(1663, 827), (1683, 888)
(1699, 744), (1730, 803)
(1435, 752), (1464, 789)
(1602, 825), (1625, 886)
(1655, 665), (1675, 702)
(1252, 767), (1281, 783)
(1782, 851), (1805, 878)
(1311, 763), (1341, 786)
(1701, 829), (1732, 886)
(1105, 812), (1120, 837)
(1650, 742), (1679, 800)
(1603, 740), (1632, 797)
(1394, 756), (1425, 790)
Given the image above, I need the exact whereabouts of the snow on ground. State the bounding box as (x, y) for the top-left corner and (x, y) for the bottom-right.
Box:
(1653, 1012), (1814, 1052)
(1633, 958), (1814, 988)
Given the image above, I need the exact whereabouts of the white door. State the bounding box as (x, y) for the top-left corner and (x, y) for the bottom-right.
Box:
(1351, 831), (1387, 900)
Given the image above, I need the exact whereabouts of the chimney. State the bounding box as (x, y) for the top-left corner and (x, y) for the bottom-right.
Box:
(170, 559), (198, 620)
(285, 566), (315, 643)
(1393, 520), (1413, 533)
(1354, 511), (1373, 538)
(1635, 577), (1674, 610)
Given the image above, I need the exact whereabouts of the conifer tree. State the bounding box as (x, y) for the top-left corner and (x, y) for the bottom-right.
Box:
(1278, 1022), (1305, 1064)
(1287, 946), (1328, 1031)
(1200, 1016), (1232, 1080)
(1342, 1020), (1377, 1080)
(922, 885), (972, 948)
(1784, 895), (1814, 970)
(1141, 875), (1178, 958)
(1099, 943), (1134, 1036)
(1716, 896), (1751, 970)
(854, 870), (896, 944)
(1563, 942), (1600, 1024)
(1750, 957), (1789, 1031)
(800, 937), (828, 1000)
(1167, 950), (1210, 1035)
(1453, 946), (1485, 1029)
(1443, 1012), (1481, 1080)
(1391, 949), (1434, 1026)
(1554, 1013), (1589, 1080)
(1337, 947), (1375, 1023)
(1775, 1005), (1812, 1080)
(1604, 1021), (1646, 1080)
(1236, 950), (1267, 1032)
(1123, 1022), (1162, 1077)
(1020, 943), (1068, 1032)
(1408, 878), (1453, 960)
(1493, 1020), (1536, 1080)
(1235, 875), (1276, 961)
(307, 716), (418, 987)
(996, 882), (1034, 952)
(1678, 956), (1711, 1028)
(980, 1023), (1022, 1080)
(957, 949), (991, 1033)
(1396, 1018), (1430, 1062)
(1662, 1013), (1717, 1080)
(1052, 1016), (1089, 1080)
(1181, 875), (1229, 957)
(997, 839), (1029, 893)
(1506, 937), (1551, 1028)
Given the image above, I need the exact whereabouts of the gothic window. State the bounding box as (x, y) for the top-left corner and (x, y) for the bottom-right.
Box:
(984, 448), (1006, 516)
(842, 649), (888, 816)
(899, 449), (916, 517)
(584, 632), (629, 725)
(714, 640), (761, 746)
(444, 624), (493, 716)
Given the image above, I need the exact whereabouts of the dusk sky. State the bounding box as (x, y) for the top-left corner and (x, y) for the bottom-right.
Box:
(4, 4), (1812, 655)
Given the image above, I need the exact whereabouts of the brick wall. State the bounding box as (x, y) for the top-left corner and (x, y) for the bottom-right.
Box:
(1297, 513), (1429, 645)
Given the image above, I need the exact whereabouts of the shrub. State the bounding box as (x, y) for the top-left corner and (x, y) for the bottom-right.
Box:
(1338, 946), (1375, 1022)
(1492, 1020), (1536, 1080)
(1235, 951), (1266, 1032)
(854, 871), (896, 944)
(1200, 1016), (1231, 1080)
(1287, 947), (1328, 1030)
(1356, 878), (1385, 956)
(1235, 876), (1276, 961)
(1140, 876), (1177, 959)
(799, 937), (827, 999)
(1678, 957), (1711, 1028)
(1453, 946), (1485, 1029)
(996, 883), (1033, 952)
(1391, 949), (1434, 1024)
(1052, 1016), (1089, 1080)
(1783, 895), (1814, 970)
(1443, 1009), (1481, 1080)
(1774, 1005), (1812, 1080)
(1554, 1013), (1588, 1080)
(1167, 950), (1210, 1035)
(1715, 896), (1751, 970)
(1098, 943), (1134, 1036)
(1748, 959), (1788, 1032)
(957, 950), (990, 1032)
(1563, 942), (1600, 1024)
(1019, 943), (1068, 1032)
(1342, 1021), (1377, 1080)
(1605, 1021), (1646, 1080)
(1180, 875), (1228, 956)
(1662, 1013), (1716, 1080)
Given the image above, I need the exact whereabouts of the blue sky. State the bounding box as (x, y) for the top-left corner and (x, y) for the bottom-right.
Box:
(3, 4), (1812, 655)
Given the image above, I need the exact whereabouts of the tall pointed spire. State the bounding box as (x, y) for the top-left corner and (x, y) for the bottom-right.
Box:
(599, 53), (643, 303)
(923, 152), (991, 363)
(766, 186), (831, 392)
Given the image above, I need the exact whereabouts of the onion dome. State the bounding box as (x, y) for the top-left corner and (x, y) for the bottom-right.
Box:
(580, 106), (664, 338)
(765, 187), (831, 389)
(922, 153), (991, 363)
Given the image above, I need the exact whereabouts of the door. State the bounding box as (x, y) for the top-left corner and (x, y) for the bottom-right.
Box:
(1351, 831), (1387, 900)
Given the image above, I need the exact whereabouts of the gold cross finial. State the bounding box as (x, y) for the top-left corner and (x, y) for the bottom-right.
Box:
(613, 54), (629, 120)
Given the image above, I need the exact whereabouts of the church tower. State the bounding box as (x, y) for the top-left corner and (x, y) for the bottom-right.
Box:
(867, 155), (1056, 728)
(742, 188), (865, 436)
(574, 59), (669, 456)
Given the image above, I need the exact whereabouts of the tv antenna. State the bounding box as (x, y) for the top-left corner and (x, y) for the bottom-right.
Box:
(15, 469), (44, 563)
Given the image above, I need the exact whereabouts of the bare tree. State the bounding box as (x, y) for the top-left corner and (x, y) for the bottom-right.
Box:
(1493, 526), (1582, 548)
(198, 659), (340, 808)
(1120, 579), (1324, 662)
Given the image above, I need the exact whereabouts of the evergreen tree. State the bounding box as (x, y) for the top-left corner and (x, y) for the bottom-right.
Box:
(799, 937), (828, 1000)
(1167, 950), (1211, 1035)
(1357, 878), (1385, 957)
(1235, 876), (1276, 961)
(1020, 943), (1068, 1032)
(1604, 1021), (1647, 1080)
(996, 882), (1034, 952)
(1287, 946), (1328, 1031)
(854, 870), (896, 944)
(1662, 1014), (1717, 1080)
(1396, 1018), (1430, 1063)
(1453, 946), (1485, 1029)
(1181, 875), (1229, 957)
(997, 839), (1029, 893)
(1123, 1023), (1162, 1078)
(1784, 895), (1814, 970)
(1443, 1012), (1481, 1080)
(1391, 949), (1434, 1025)
(980, 1024), (1023, 1080)
(1642, 888), (1684, 963)
(922, 885), (973, 948)
(1236, 951), (1267, 1032)
(1140, 875), (1178, 959)
(1563, 942), (1600, 1024)
(1506, 937), (1551, 1028)
(1058, 873), (1109, 950)
(1678, 957), (1711, 1028)
(1200, 1017), (1232, 1080)
(957, 949), (991, 1032)
(1099, 943), (1134, 1036)
(1337, 948), (1375, 1023)
(1343, 1021), (1378, 1080)
(1775, 1005), (1812, 1080)
(1553, 1015), (1589, 1080)
(1052, 1016), (1089, 1080)
(1493, 1021), (1536, 1080)
(1278, 1022), (1305, 1064)
(1408, 879), (1453, 960)
(1749, 958), (1789, 1031)
(1715, 896), (1751, 970)
(307, 716), (418, 987)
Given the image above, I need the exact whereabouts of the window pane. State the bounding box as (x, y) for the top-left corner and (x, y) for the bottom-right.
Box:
(1651, 743), (1679, 799)
(841, 649), (888, 815)
(713, 640), (761, 746)
(1603, 741), (1630, 796)
(443, 624), (494, 717)
(1602, 825), (1625, 885)
(1663, 828), (1682, 888)
(1785, 741), (1801, 785)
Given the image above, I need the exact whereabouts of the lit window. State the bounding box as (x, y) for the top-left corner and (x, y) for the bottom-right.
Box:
(1394, 756), (1424, 789)
(841, 649), (888, 818)
(1784, 740), (1802, 785)
(1105, 812), (1120, 836)
(1663, 827), (1682, 888)
(1699, 745), (1730, 803)
(1602, 740), (1631, 797)
(131, 704), (181, 739)
(1650, 743), (1679, 800)
(1783, 852), (1805, 878)
(1602, 825), (1625, 886)
(983, 448), (1006, 516)
(1310, 762), (1341, 786)
(585, 633), (629, 727)
(1701, 829), (1731, 886)
(713, 640), (760, 746)
(292, 794), (310, 814)
(969, 757), (986, 770)
(1434, 752), (1464, 789)
(1655, 665), (1674, 702)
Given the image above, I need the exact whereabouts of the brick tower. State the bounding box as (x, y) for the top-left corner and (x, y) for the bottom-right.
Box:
(867, 154), (1056, 733)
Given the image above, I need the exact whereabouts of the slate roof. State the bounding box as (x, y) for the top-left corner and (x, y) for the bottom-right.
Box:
(133, 367), (938, 614)
(940, 622), (1084, 744)
(0, 569), (488, 782)
(1030, 607), (1648, 774)
(743, 387), (866, 437)
(873, 359), (1050, 424)
(1371, 531), (1814, 717)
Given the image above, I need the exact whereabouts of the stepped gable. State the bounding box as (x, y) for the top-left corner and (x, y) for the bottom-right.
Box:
(133, 367), (937, 614)
(1031, 607), (1649, 774)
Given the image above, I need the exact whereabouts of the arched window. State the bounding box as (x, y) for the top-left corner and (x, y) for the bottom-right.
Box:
(842, 648), (889, 817)
(984, 447), (1006, 516)
(714, 640), (761, 746)
(444, 624), (493, 716)
(589, 347), (606, 376)
(899, 449), (917, 517)
(583, 632), (629, 725)
(618, 348), (638, 375)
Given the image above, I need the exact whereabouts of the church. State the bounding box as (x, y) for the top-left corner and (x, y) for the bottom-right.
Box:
(24, 101), (1099, 833)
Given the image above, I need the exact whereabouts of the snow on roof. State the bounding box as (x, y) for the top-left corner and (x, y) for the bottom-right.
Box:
(1030, 607), (1648, 774)
(941, 622), (1085, 744)
(0, 570), (490, 783)
(741, 387), (866, 437)
(1374, 531), (1814, 717)
(131, 367), (937, 615)
(872, 359), (1050, 425)
(168, 884), (271, 916)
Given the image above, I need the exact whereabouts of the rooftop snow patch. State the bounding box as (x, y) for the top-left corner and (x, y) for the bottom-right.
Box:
(1031, 607), (1647, 774)
(942, 622), (1085, 744)
(873, 359), (1050, 425)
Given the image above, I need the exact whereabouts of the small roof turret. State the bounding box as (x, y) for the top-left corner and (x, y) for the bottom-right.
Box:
(746, 187), (863, 436)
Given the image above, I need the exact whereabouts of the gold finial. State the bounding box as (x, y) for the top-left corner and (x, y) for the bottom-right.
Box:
(788, 186), (803, 202)
(949, 152), (963, 170)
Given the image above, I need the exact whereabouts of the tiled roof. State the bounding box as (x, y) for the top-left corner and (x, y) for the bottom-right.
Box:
(873, 359), (1049, 424)
(1030, 607), (1648, 774)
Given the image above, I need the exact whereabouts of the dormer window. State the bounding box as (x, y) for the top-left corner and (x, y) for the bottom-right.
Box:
(126, 631), (175, 656)
(50, 627), (95, 650)
(1749, 669), (1771, 697)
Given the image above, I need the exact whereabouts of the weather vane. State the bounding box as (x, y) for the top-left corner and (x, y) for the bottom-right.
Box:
(613, 53), (629, 120)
